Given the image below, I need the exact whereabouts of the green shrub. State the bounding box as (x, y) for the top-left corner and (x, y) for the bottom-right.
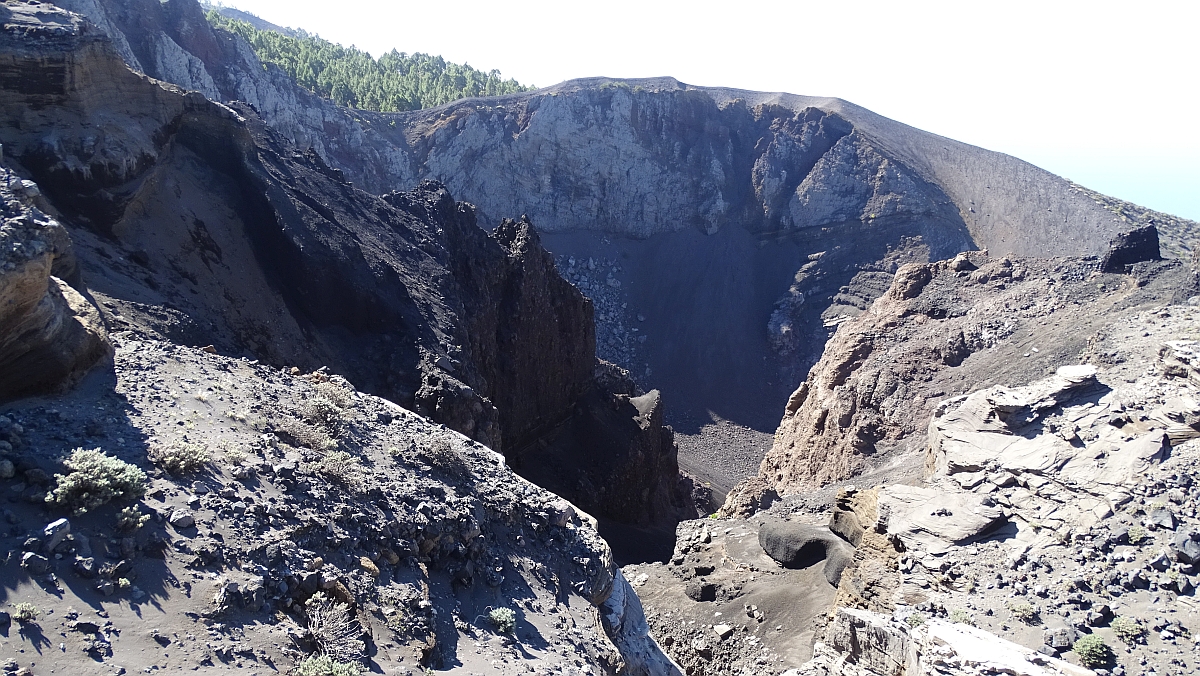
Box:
(1127, 525), (1148, 544)
(1110, 616), (1146, 644)
(12, 602), (38, 624)
(294, 654), (360, 676)
(1072, 634), (1111, 668)
(949, 608), (974, 626)
(116, 506), (150, 533)
(150, 442), (210, 475)
(905, 613), (926, 628)
(45, 448), (146, 515)
(488, 607), (516, 634)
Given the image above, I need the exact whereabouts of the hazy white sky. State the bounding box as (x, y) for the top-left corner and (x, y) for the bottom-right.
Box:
(219, 0), (1199, 220)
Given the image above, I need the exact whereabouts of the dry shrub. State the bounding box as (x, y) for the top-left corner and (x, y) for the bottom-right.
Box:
(416, 438), (468, 478)
(275, 417), (336, 451)
(305, 592), (363, 663)
(150, 441), (210, 475)
(311, 450), (360, 485)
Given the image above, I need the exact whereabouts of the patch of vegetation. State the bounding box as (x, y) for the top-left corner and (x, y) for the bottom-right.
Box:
(1127, 525), (1148, 544)
(223, 445), (248, 466)
(294, 654), (361, 676)
(314, 381), (355, 410)
(116, 506), (151, 533)
(45, 448), (147, 515)
(905, 612), (926, 628)
(1111, 616), (1147, 644)
(206, 12), (530, 112)
(150, 441), (211, 475)
(312, 450), (360, 485)
(416, 439), (468, 478)
(1007, 601), (1038, 624)
(305, 592), (364, 663)
(276, 416), (337, 451)
(302, 396), (345, 432)
(1072, 634), (1111, 668)
(12, 603), (39, 624)
(949, 608), (974, 626)
(488, 607), (516, 634)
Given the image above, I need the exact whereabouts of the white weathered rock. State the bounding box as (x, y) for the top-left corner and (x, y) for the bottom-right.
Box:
(149, 33), (222, 102)
(877, 485), (1004, 553)
(1160, 340), (1200, 386)
(43, 517), (71, 551)
(168, 509), (195, 529)
(800, 608), (1093, 676)
(598, 570), (684, 675)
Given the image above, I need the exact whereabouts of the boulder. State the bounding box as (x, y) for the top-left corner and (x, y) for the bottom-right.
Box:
(823, 607), (912, 676)
(0, 177), (109, 401)
(1149, 507), (1178, 531)
(1100, 224), (1160, 272)
(168, 509), (195, 529)
(21, 551), (50, 574)
(805, 608), (1095, 676)
(1159, 341), (1200, 388)
(1043, 625), (1076, 651)
(43, 517), (71, 551)
(759, 520), (855, 586)
(1171, 531), (1200, 564)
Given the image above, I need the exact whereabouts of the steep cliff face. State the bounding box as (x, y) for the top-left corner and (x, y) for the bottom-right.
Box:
(729, 237), (1194, 508)
(51, 0), (1199, 492)
(0, 0), (692, 558)
(51, 0), (1196, 261)
(392, 85), (973, 244)
(50, 0), (414, 194)
(0, 3), (572, 452)
(0, 166), (109, 400)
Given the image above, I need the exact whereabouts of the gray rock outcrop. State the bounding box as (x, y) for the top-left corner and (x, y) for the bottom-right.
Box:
(0, 167), (108, 400)
(795, 607), (1093, 676)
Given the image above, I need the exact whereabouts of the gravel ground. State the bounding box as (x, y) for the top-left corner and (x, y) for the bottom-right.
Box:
(672, 417), (776, 504)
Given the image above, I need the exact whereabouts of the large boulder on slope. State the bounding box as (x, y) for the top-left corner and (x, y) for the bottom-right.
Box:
(759, 520), (854, 587)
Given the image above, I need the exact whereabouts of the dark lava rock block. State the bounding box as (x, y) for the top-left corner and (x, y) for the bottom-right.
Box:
(1101, 224), (1161, 272)
(759, 519), (854, 587)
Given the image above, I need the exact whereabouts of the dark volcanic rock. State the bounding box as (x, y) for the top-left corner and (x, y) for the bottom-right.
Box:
(48, 0), (1200, 499)
(1100, 224), (1161, 272)
(0, 7), (592, 454)
(518, 364), (696, 560)
(758, 519), (853, 586)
